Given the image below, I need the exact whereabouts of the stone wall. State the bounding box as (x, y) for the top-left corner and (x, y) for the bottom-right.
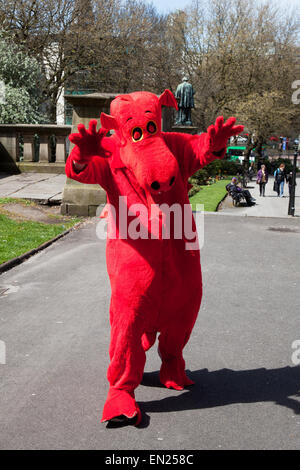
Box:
(0, 124), (71, 174)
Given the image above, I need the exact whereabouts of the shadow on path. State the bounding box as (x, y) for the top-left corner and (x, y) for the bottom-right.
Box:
(0, 144), (20, 174)
(139, 366), (300, 425)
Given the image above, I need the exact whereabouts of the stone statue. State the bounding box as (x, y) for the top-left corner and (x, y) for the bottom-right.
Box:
(175, 77), (195, 126)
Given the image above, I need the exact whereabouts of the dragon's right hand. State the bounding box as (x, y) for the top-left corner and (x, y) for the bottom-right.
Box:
(69, 119), (110, 163)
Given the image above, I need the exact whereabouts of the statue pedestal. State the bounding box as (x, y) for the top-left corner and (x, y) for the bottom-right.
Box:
(172, 125), (199, 135)
(61, 93), (117, 216)
(61, 178), (107, 216)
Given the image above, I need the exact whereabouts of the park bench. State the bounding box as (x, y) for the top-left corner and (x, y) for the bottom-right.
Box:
(226, 183), (246, 207)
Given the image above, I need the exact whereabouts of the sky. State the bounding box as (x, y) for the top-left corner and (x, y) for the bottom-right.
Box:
(146, 0), (300, 14)
(145, 0), (190, 13)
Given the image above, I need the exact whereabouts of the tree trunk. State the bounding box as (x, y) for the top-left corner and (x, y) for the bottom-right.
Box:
(243, 133), (255, 175)
(48, 99), (57, 124)
(255, 135), (265, 168)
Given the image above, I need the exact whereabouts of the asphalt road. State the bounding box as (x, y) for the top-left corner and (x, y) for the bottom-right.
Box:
(0, 214), (300, 450)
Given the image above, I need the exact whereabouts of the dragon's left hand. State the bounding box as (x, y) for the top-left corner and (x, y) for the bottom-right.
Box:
(207, 116), (244, 155)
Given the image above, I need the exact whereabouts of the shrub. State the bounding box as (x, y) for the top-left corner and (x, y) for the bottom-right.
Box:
(264, 158), (296, 175)
(189, 159), (242, 195)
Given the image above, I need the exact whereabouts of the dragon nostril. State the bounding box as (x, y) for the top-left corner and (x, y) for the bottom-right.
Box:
(170, 176), (175, 186)
(151, 181), (160, 191)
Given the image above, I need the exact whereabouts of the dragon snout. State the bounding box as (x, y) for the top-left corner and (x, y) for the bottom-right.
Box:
(127, 136), (179, 195)
(150, 176), (176, 193)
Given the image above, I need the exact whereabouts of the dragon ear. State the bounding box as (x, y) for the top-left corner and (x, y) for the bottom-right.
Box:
(100, 112), (119, 131)
(159, 89), (178, 110)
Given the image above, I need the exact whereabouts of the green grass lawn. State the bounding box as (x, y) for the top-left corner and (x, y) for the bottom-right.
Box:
(0, 181), (229, 265)
(189, 179), (230, 212)
(0, 198), (80, 265)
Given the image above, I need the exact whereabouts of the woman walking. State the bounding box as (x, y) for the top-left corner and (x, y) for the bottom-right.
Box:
(257, 164), (268, 196)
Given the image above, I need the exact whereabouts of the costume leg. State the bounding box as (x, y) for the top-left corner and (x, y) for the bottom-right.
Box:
(101, 303), (146, 424)
(158, 299), (200, 390)
(102, 239), (159, 424)
(142, 331), (157, 351)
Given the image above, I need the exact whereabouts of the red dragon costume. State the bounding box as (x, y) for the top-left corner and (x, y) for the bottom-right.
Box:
(65, 89), (243, 426)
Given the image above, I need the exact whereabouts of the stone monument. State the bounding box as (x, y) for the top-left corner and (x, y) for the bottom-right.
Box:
(173, 78), (198, 135)
(61, 92), (117, 216)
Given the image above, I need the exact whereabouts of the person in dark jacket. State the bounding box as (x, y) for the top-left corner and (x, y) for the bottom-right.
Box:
(226, 177), (256, 206)
(256, 164), (268, 196)
(248, 162), (255, 181)
(274, 163), (286, 197)
(286, 171), (296, 196)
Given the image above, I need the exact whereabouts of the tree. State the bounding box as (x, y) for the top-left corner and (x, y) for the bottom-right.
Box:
(236, 90), (297, 163)
(0, 0), (170, 119)
(0, 0), (101, 121)
(83, 0), (170, 94)
(177, 0), (298, 122)
(0, 0), (298, 133)
(172, 0), (300, 175)
(0, 34), (45, 123)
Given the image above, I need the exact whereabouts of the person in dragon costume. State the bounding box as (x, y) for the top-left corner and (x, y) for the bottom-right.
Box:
(65, 89), (243, 426)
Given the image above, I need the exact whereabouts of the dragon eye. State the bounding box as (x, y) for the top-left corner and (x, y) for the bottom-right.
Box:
(132, 127), (143, 142)
(147, 121), (157, 134)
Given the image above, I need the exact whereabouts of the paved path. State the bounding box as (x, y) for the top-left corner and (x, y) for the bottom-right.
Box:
(219, 176), (299, 218)
(0, 215), (299, 450)
(0, 173), (66, 203)
(1, 172), (298, 219)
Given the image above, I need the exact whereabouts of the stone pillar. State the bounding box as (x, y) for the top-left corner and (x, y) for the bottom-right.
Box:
(61, 93), (117, 217)
(0, 134), (18, 161)
(23, 134), (35, 161)
(67, 93), (116, 138)
(55, 135), (67, 163)
(39, 134), (51, 162)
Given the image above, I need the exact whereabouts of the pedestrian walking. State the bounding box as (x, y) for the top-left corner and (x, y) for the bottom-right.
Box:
(248, 162), (255, 181)
(256, 164), (268, 196)
(274, 163), (286, 197)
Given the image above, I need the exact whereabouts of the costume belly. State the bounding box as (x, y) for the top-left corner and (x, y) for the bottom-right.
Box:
(106, 235), (202, 332)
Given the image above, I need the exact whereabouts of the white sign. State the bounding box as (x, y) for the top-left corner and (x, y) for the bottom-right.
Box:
(292, 80), (300, 105)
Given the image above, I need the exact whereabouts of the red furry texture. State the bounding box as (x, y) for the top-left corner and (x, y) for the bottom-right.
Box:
(66, 90), (243, 424)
